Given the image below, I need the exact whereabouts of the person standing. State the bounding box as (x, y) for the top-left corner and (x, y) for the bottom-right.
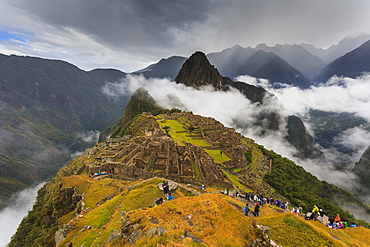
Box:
(244, 203), (250, 216)
(163, 182), (170, 197)
(253, 203), (260, 217)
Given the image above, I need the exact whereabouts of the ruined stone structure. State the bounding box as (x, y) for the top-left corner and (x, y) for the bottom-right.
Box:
(88, 135), (230, 188)
(86, 112), (268, 189)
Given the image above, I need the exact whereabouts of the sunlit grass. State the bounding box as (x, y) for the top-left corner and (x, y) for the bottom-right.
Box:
(222, 170), (250, 193)
(204, 148), (231, 163)
(126, 193), (256, 246)
(156, 117), (210, 147)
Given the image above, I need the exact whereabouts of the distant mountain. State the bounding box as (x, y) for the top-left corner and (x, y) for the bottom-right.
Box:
(175, 51), (234, 90)
(207, 44), (255, 79)
(0, 54), (128, 208)
(315, 39), (370, 82)
(136, 45), (312, 89)
(254, 43), (326, 79)
(133, 56), (186, 80)
(300, 34), (370, 63)
(236, 50), (312, 89)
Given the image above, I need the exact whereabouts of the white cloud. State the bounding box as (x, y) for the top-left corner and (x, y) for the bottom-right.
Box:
(1, 0), (370, 72)
(0, 183), (44, 247)
(76, 130), (100, 143)
(237, 74), (370, 122)
(102, 74), (370, 197)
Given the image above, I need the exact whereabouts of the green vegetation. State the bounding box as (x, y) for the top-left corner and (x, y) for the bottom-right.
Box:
(259, 212), (338, 247)
(156, 117), (210, 147)
(262, 148), (370, 227)
(10, 111), (370, 246)
(192, 163), (204, 180)
(222, 170), (250, 193)
(204, 148), (231, 163)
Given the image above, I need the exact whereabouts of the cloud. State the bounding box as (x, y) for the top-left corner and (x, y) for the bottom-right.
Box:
(237, 74), (370, 122)
(76, 130), (100, 143)
(0, 183), (44, 247)
(102, 74), (370, 198)
(1, 0), (370, 72)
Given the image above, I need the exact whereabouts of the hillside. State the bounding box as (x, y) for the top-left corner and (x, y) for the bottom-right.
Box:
(10, 110), (370, 246)
(315, 39), (370, 82)
(0, 54), (128, 209)
(353, 146), (370, 188)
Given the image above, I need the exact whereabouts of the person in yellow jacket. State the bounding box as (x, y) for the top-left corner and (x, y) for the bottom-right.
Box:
(310, 205), (319, 220)
(312, 205), (319, 213)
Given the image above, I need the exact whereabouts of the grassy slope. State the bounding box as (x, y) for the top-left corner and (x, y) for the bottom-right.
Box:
(258, 205), (370, 247)
(57, 177), (258, 247)
(10, 112), (370, 246)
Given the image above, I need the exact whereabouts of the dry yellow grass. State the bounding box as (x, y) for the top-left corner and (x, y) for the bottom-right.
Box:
(55, 176), (370, 247)
(126, 193), (256, 247)
(258, 204), (370, 247)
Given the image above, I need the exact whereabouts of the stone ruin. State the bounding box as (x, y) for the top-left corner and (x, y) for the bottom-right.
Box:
(87, 112), (259, 188)
(88, 135), (231, 188)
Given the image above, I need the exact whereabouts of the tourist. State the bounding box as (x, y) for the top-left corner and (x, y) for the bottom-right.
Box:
(244, 203), (250, 216)
(253, 203), (260, 217)
(166, 193), (173, 201)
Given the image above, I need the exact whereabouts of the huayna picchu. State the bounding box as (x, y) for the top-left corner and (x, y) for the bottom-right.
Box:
(9, 91), (370, 246)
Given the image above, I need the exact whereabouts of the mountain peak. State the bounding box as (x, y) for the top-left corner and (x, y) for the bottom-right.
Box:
(99, 87), (163, 140)
(175, 51), (227, 89)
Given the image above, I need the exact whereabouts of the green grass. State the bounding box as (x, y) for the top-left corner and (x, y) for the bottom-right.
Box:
(258, 213), (338, 247)
(222, 170), (250, 193)
(204, 148), (231, 163)
(233, 168), (242, 172)
(156, 117), (210, 147)
(153, 169), (165, 172)
(192, 163), (204, 180)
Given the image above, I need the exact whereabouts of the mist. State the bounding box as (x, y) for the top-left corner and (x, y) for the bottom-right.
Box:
(0, 183), (44, 247)
(236, 74), (370, 165)
(102, 74), (370, 197)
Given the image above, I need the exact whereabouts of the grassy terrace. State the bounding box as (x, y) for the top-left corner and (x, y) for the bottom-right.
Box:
(156, 115), (231, 164)
(204, 148), (231, 163)
(222, 170), (251, 193)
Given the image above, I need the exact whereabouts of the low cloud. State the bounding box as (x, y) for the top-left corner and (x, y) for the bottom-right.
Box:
(236, 73), (370, 122)
(76, 130), (100, 144)
(0, 183), (44, 247)
(102, 74), (370, 198)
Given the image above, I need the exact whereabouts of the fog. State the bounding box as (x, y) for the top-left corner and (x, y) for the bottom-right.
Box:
(0, 183), (44, 247)
(102, 74), (370, 197)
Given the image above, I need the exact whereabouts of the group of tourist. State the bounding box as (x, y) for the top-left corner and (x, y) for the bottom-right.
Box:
(154, 183), (359, 229)
(153, 181), (174, 207)
(304, 205), (357, 229)
(89, 169), (112, 177)
(244, 203), (260, 217)
(222, 189), (265, 217)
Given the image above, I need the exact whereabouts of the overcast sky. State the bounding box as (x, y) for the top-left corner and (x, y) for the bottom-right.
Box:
(0, 0), (370, 72)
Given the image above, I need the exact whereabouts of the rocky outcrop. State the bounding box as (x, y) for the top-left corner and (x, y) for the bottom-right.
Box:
(99, 87), (163, 141)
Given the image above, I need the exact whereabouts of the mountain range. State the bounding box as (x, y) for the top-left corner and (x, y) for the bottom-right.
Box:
(3, 34), (370, 246)
(135, 34), (370, 88)
(2, 35), (370, 211)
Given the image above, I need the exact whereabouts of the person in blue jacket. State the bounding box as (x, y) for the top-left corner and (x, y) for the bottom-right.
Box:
(244, 203), (250, 216)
